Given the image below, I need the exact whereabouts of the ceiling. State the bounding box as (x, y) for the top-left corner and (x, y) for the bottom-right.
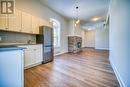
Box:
(39, 0), (110, 23)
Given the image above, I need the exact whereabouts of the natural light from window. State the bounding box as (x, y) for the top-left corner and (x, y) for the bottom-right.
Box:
(50, 18), (60, 47)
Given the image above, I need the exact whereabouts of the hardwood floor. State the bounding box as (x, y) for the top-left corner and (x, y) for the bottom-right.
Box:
(24, 48), (120, 87)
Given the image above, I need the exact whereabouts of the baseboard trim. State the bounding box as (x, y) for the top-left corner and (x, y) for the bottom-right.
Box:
(95, 48), (109, 51)
(83, 47), (95, 49)
(24, 62), (42, 70)
(109, 58), (126, 87)
(54, 51), (68, 56)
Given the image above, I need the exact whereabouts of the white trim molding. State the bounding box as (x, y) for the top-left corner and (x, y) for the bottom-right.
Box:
(54, 51), (67, 56)
(109, 58), (126, 87)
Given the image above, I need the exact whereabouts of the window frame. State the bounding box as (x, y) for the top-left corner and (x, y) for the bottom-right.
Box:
(50, 18), (61, 47)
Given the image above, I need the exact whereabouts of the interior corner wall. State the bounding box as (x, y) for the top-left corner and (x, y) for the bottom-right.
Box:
(83, 23), (109, 49)
(15, 0), (69, 54)
(109, 0), (130, 87)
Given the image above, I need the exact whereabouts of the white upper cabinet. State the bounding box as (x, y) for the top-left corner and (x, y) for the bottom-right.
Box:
(0, 14), (8, 30)
(31, 16), (40, 34)
(39, 19), (45, 26)
(21, 11), (32, 33)
(8, 10), (22, 32)
(0, 9), (52, 34)
(39, 19), (53, 28)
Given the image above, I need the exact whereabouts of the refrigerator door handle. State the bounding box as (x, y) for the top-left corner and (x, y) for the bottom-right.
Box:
(44, 45), (53, 47)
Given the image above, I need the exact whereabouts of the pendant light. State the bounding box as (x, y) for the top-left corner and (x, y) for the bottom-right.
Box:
(75, 0), (80, 26)
(76, 6), (80, 24)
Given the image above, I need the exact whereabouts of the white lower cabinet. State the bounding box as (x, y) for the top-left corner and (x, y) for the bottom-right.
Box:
(19, 44), (43, 69)
(35, 45), (43, 64)
(24, 49), (36, 67)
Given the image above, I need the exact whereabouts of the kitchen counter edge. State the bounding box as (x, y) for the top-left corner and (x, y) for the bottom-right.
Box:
(0, 47), (26, 52)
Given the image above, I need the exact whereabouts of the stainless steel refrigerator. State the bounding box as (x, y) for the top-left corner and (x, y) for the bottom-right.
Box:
(36, 26), (54, 64)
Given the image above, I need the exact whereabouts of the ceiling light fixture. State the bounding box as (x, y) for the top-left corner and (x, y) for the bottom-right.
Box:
(92, 17), (100, 21)
(75, 6), (80, 25)
(75, 0), (80, 26)
(87, 28), (92, 30)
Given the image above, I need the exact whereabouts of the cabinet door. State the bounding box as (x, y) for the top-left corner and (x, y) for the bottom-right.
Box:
(39, 19), (44, 26)
(32, 16), (40, 34)
(24, 49), (35, 67)
(19, 45), (43, 68)
(39, 19), (48, 26)
(8, 10), (22, 32)
(35, 45), (43, 63)
(39, 19), (53, 28)
(0, 14), (8, 30)
(21, 12), (32, 33)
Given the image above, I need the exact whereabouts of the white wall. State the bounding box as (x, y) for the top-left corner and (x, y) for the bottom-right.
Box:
(15, 0), (69, 54)
(109, 0), (130, 87)
(81, 30), (85, 47)
(84, 30), (95, 48)
(83, 22), (109, 50)
(75, 23), (83, 37)
(95, 24), (109, 50)
(68, 19), (75, 36)
(68, 19), (83, 36)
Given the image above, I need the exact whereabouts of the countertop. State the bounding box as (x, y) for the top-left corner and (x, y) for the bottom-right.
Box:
(0, 43), (42, 46)
(0, 46), (26, 51)
(0, 43), (43, 51)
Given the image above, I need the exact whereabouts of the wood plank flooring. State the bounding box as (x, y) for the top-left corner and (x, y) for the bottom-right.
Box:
(24, 48), (120, 87)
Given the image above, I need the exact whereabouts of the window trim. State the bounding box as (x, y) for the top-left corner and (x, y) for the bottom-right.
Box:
(50, 18), (61, 47)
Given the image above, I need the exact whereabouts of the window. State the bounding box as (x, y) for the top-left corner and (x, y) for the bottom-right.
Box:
(50, 18), (60, 47)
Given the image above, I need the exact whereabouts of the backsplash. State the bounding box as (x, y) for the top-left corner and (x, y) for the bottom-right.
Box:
(0, 31), (36, 44)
